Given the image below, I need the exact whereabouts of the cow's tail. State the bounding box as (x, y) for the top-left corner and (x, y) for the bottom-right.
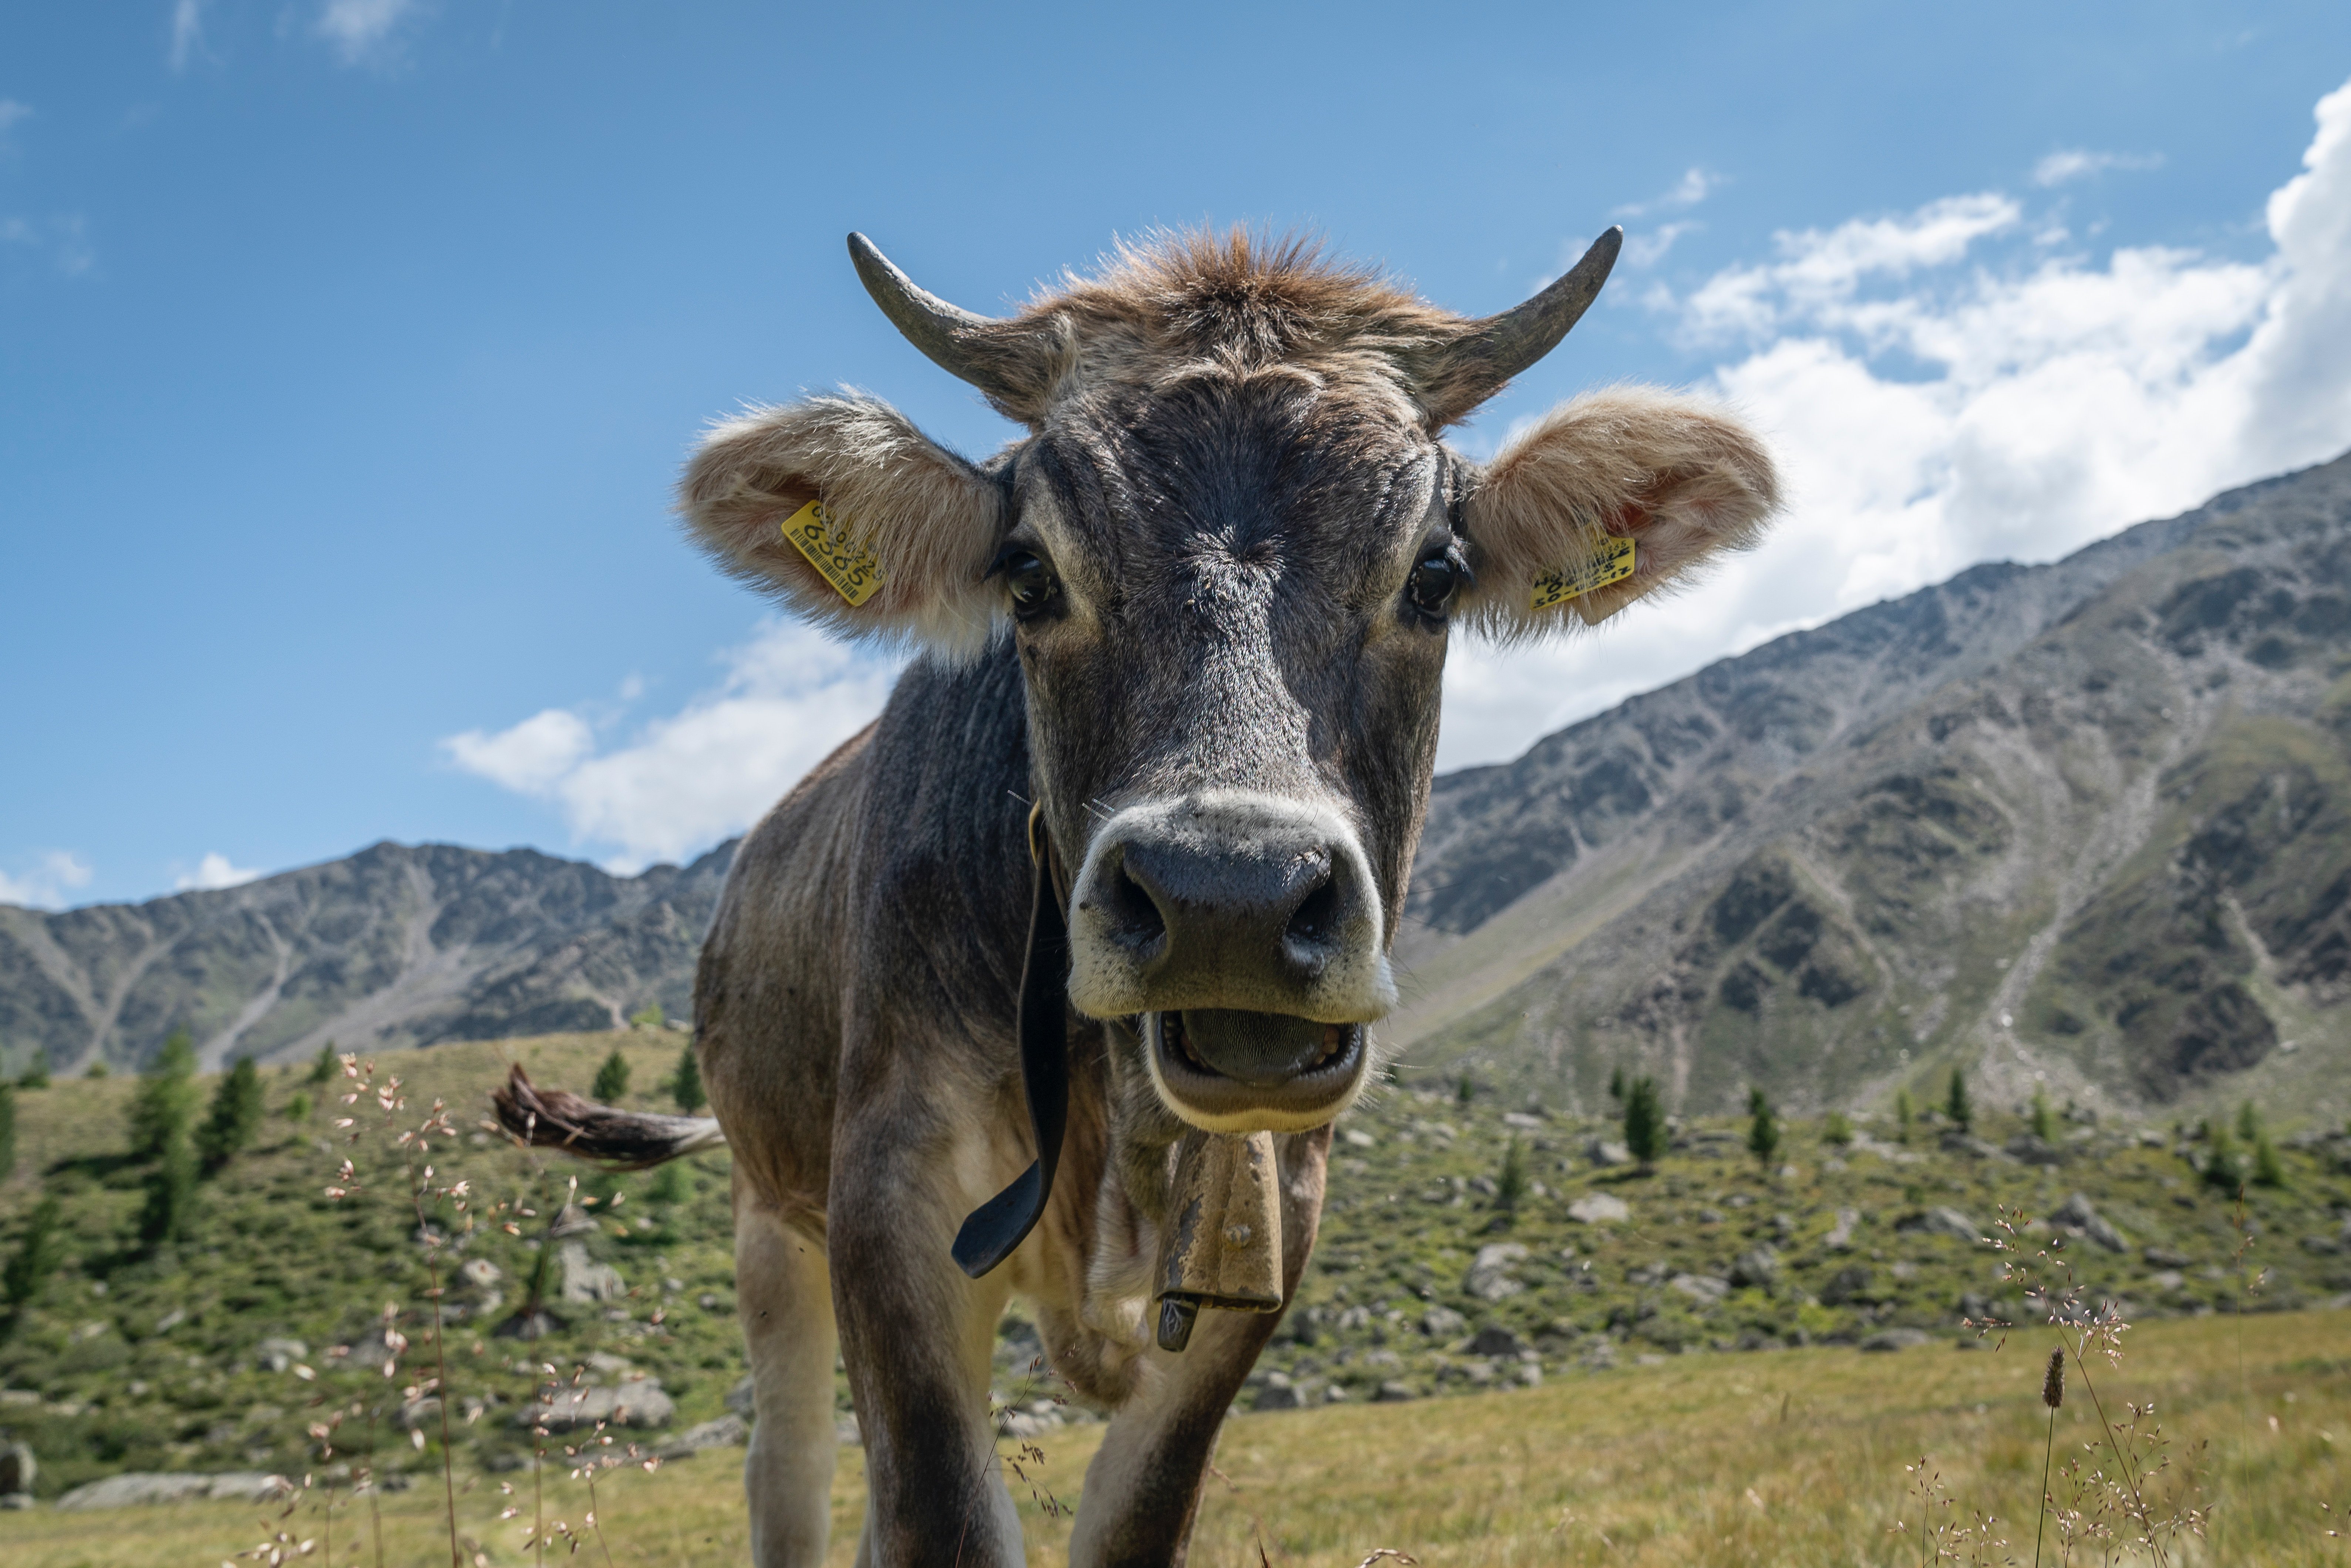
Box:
(491, 1063), (728, 1170)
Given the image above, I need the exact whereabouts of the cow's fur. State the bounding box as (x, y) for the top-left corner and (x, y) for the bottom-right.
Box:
(499, 230), (1781, 1567)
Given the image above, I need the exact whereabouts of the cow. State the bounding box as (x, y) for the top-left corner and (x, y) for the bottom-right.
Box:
(495, 225), (1778, 1567)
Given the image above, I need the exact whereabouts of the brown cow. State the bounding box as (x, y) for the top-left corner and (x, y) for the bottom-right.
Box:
(498, 227), (1777, 1566)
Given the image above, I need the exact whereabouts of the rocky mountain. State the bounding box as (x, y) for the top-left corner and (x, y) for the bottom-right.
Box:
(6, 452), (2349, 1117)
(0, 840), (733, 1072)
(1394, 450), (2351, 1126)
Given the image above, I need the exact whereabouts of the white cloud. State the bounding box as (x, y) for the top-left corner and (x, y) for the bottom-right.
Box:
(1616, 167), (1720, 218)
(317, 0), (418, 65)
(0, 850), (94, 909)
(2034, 148), (2164, 187)
(176, 852), (262, 892)
(169, 1), (206, 71)
(1436, 74), (2351, 770)
(3, 213), (94, 276)
(1623, 220), (1698, 269)
(443, 621), (902, 871)
(0, 100), (30, 136)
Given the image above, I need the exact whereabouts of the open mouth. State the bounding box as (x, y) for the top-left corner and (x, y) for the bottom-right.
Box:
(1145, 1008), (1368, 1131)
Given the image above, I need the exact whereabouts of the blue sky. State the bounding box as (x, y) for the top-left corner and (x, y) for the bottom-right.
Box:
(6, 3), (2351, 907)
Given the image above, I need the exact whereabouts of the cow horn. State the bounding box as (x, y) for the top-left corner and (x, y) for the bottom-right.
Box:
(1415, 226), (1624, 422)
(847, 232), (1031, 406)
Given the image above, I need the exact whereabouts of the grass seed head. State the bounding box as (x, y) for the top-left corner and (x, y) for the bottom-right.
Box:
(2043, 1348), (2065, 1409)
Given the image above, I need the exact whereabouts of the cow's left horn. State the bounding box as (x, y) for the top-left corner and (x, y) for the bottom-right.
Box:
(1411, 226), (1623, 424)
(848, 233), (1035, 410)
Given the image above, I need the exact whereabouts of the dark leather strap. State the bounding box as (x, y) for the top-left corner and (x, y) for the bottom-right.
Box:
(951, 809), (1070, 1278)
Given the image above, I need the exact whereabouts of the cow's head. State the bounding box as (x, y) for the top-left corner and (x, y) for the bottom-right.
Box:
(681, 230), (1776, 1138)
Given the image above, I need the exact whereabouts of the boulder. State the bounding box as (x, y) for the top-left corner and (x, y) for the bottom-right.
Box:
(1251, 1379), (1303, 1412)
(2005, 1134), (2068, 1167)
(559, 1243), (628, 1304)
(1825, 1208), (1861, 1251)
(1566, 1193), (1631, 1225)
(1727, 1247), (1780, 1289)
(55, 1472), (294, 1511)
(1820, 1265), (1876, 1306)
(1860, 1328), (1933, 1353)
(0, 1439), (32, 1498)
(1586, 1140), (1632, 1169)
(1420, 1306), (1468, 1339)
(253, 1338), (307, 1374)
(1465, 1325), (1524, 1358)
(1668, 1273), (1729, 1305)
(1464, 1242), (1530, 1301)
(514, 1379), (674, 1431)
(725, 1375), (757, 1416)
(1371, 1381), (1417, 1403)
(2051, 1193), (2127, 1253)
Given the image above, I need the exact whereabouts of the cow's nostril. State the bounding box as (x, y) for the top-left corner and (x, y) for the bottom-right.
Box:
(1285, 875), (1341, 949)
(1104, 857), (1169, 954)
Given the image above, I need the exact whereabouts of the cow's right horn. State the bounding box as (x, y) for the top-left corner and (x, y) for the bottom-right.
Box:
(1408, 225), (1624, 425)
(848, 233), (1036, 412)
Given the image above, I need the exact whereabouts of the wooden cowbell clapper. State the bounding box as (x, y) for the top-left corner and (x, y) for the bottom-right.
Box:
(1152, 1129), (1285, 1352)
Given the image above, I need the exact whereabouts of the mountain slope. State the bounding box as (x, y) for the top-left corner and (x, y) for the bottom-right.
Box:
(0, 840), (734, 1071)
(1397, 450), (2351, 1123)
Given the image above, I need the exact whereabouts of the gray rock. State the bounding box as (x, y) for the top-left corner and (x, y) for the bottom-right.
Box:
(55, 1472), (294, 1510)
(835, 1412), (862, 1446)
(1825, 1208), (1861, 1251)
(2143, 1245), (2193, 1268)
(1566, 1193), (1631, 1225)
(1465, 1325), (1524, 1357)
(558, 1242), (627, 1304)
(1821, 1265), (1876, 1306)
(1252, 1382), (1304, 1412)
(1372, 1381), (1418, 1403)
(1669, 1273), (1730, 1304)
(1463, 1242), (1529, 1302)
(0, 1440), (32, 1495)
(253, 1338), (307, 1374)
(1421, 1306), (1468, 1338)
(725, 1375), (757, 1416)
(549, 1204), (600, 1239)
(514, 1379), (674, 1431)
(1586, 1140), (1632, 1169)
(1896, 1206), (1982, 1243)
(2051, 1193), (2127, 1253)
(1727, 1247), (1780, 1288)
(1860, 1328), (1933, 1352)
(2005, 1134), (2068, 1166)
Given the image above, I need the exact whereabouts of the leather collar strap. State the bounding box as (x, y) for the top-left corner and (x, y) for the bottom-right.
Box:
(951, 805), (1071, 1279)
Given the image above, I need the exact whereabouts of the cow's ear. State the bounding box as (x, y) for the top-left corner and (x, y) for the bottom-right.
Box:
(1456, 389), (1779, 637)
(679, 394), (1008, 657)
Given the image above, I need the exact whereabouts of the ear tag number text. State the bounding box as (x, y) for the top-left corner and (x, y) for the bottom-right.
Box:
(1529, 535), (1636, 612)
(781, 499), (885, 607)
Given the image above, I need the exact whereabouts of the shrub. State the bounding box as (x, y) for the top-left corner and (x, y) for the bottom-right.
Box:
(17, 1059), (47, 1090)
(1945, 1068), (1973, 1133)
(284, 1089), (313, 1121)
(128, 1031), (199, 1160)
(2202, 1126), (2244, 1191)
(1607, 1066), (1626, 1105)
(1495, 1137), (1529, 1213)
(196, 1056), (266, 1172)
(1823, 1110), (1853, 1146)
(593, 1049), (632, 1103)
(1747, 1087), (1779, 1166)
(308, 1043), (337, 1085)
(2251, 1132), (2285, 1188)
(1455, 1074), (1474, 1106)
(629, 1003), (666, 1029)
(138, 1132), (199, 1249)
(670, 1044), (706, 1115)
(2, 1194), (66, 1309)
(1623, 1076), (1666, 1167)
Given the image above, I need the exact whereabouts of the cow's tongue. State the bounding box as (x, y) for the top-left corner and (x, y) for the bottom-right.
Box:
(1165, 1009), (1344, 1086)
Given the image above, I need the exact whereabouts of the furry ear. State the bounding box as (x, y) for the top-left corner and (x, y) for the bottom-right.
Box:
(678, 394), (1007, 656)
(1457, 388), (1779, 638)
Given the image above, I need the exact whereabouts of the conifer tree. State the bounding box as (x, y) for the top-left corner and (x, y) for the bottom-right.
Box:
(1623, 1076), (1666, 1167)
(2, 1194), (65, 1309)
(1945, 1068), (1973, 1133)
(1495, 1137), (1530, 1213)
(2252, 1131), (2286, 1188)
(1607, 1066), (1626, 1105)
(1895, 1089), (1916, 1142)
(593, 1048), (632, 1103)
(2030, 1087), (2058, 1142)
(308, 1043), (337, 1086)
(196, 1057), (266, 1172)
(1747, 1086), (1780, 1166)
(128, 1031), (200, 1161)
(670, 1044), (706, 1115)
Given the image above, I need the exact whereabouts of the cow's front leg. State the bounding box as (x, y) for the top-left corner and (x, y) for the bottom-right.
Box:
(829, 1092), (1023, 1568)
(1067, 1125), (1332, 1568)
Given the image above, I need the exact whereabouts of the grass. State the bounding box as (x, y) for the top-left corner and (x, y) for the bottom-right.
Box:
(0, 1311), (2342, 1566)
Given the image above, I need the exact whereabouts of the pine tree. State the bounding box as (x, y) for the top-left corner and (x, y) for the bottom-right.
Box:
(1747, 1086), (1780, 1166)
(1895, 1089), (1916, 1142)
(2202, 1124), (2244, 1191)
(593, 1049), (632, 1103)
(1495, 1137), (1530, 1213)
(307, 1043), (337, 1086)
(1945, 1068), (1973, 1133)
(2, 1194), (66, 1309)
(128, 1031), (200, 1161)
(1623, 1076), (1666, 1167)
(1455, 1074), (1474, 1106)
(2236, 1100), (2262, 1143)
(196, 1057), (266, 1172)
(1607, 1066), (1626, 1105)
(670, 1045), (706, 1115)
(138, 1131), (199, 1249)
(284, 1090), (313, 1122)
(2252, 1132), (2286, 1188)
(2030, 1087), (2058, 1142)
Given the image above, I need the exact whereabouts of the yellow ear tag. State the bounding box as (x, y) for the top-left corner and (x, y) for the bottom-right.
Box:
(1529, 535), (1636, 612)
(780, 499), (885, 607)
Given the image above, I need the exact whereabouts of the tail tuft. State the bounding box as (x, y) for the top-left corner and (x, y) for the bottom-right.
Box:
(491, 1064), (727, 1170)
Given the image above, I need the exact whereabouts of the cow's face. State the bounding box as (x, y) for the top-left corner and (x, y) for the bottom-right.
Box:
(681, 231), (1778, 1136)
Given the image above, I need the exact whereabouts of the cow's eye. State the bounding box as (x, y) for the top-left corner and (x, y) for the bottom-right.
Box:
(1408, 549), (1465, 618)
(998, 550), (1058, 619)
